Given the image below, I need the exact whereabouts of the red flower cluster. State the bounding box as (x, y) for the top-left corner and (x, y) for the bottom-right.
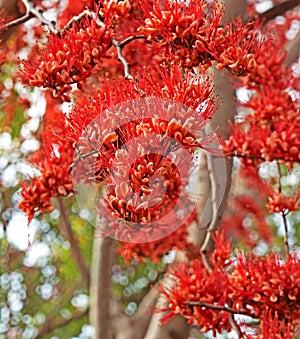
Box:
(68, 66), (215, 144)
(19, 94), (73, 221)
(139, 0), (260, 75)
(222, 36), (300, 164)
(71, 66), (216, 240)
(19, 9), (116, 97)
(138, 0), (221, 68)
(223, 98), (299, 165)
(116, 218), (198, 263)
(19, 146), (73, 221)
(158, 260), (230, 335)
(158, 250), (300, 338)
(267, 189), (300, 214)
(229, 253), (300, 336)
(213, 19), (259, 76)
(99, 0), (131, 23)
(210, 230), (232, 268)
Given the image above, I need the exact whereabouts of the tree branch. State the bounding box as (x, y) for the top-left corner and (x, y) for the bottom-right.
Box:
(3, 0), (57, 33)
(2, 12), (31, 30)
(200, 153), (220, 273)
(60, 9), (105, 34)
(199, 70), (234, 271)
(111, 36), (147, 80)
(89, 236), (114, 339)
(259, 0), (300, 24)
(185, 301), (250, 316)
(112, 286), (159, 339)
(36, 309), (88, 339)
(142, 259), (191, 339)
(112, 38), (133, 80)
(58, 198), (90, 286)
(229, 313), (244, 337)
(276, 161), (290, 256)
(119, 35), (147, 48)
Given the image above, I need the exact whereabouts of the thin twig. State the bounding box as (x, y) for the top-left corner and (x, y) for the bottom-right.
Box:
(22, 0), (57, 33)
(2, 13), (31, 29)
(276, 161), (290, 256)
(112, 35), (149, 80)
(3, 0), (57, 33)
(119, 34), (148, 47)
(185, 301), (250, 316)
(112, 38), (133, 80)
(60, 9), (105, 34)
(281, 210), (290, 256)
(58, 198), (90, 285)
(200, 153), (220, 273)
(229, 314), (244, 338)
(228, 152), (299, 164)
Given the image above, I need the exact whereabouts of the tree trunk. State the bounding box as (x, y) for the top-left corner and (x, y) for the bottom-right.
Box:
(89, 236), (114, 339)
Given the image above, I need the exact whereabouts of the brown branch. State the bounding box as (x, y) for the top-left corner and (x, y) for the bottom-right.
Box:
(229, 313), (243, 338)
(36, 309), (88, 339)
(281, 210), (290, 256)
(276, 161), (290, 256)
(58, 198), (90, 286)
(89, 236), (114, 339)
(112, 285), (159, 339)
(185, 301), (250, 316)
(112, 35), (147, 80)
(200, 153), (219, 273)
(2, 12), (31, 29)
(112, 38), (133, 80)
(60, 9), (105, 34)
(227, 152), (300, 163)
(3, 0), (57, 33)
(135, 287), (159, 317)
(259, 0), (300, 24)
(119, 35), (148, 48)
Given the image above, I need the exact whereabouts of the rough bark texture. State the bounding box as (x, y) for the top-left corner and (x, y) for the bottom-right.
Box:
(143, 310), (190, 339)
(196, 0), (248, 258)
(112, 288), (159, 339)
(89, 236), (114, 339)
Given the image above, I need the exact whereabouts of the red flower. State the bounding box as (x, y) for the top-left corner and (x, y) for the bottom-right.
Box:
(70, 65), (217, 241)
(19, 94), (74, 221)
(157, 259), (230, 335)
(19, 12), (113, 97)
(228, 252), (300, 327)
(210, 229), (232, 268)
(267, 189), (300, 214)
(116, 215), (198, 263)
(138, 0), (222, 68)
